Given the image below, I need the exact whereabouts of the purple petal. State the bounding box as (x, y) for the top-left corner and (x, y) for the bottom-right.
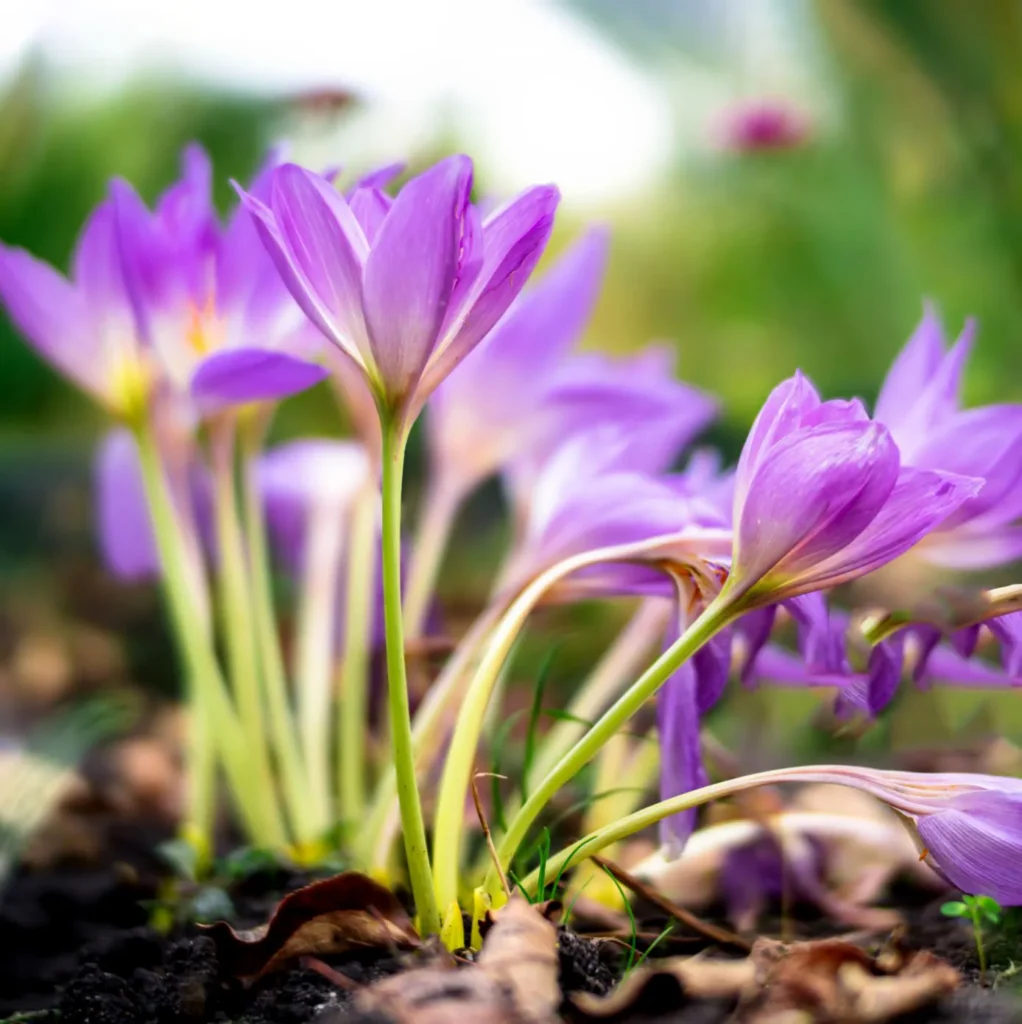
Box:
(734, 423), (899, 593)
(834, 640), (902, 718)
(733, 371), (821, 512)
(190, 348), (328, 414)
(0, 242), (101, 398)
(348, 187), (393, 243)
(422, 183), (559, 397)
(874, 303), (946, 434)
(990, 612), (1022, 677)
(95, 429), (159, 580)
(921, 527), (1022, 570)
(354, 162), (405, 191)
(923, 645), (1016, 689)
(362, 155), (473, 402)
(269, 165), (372, 361)
(795, 467), (983, 593)
(71, 199), (135, 331)
(916, 791), (1022, 904)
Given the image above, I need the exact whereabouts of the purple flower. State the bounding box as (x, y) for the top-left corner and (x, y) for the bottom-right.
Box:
(716, 100), (810, 153)
(874, 305), (1022, 569)
(0, 199), (148, 417)
(803, 767), (1022, 905)
(427, 227), (609, 498)
(725, 372), (982, 610)
(235, 156), (559, 430)
(110, 145), (329, 416)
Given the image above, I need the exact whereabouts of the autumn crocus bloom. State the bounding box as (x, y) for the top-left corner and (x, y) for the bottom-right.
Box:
(0, 198), (147, 418)
(236, 156), (559, 432)
(717, 100), (810, 152)
(110, 145), (329, 416)
(874, 305), (1022, 569)
(723, 372), (982, 610)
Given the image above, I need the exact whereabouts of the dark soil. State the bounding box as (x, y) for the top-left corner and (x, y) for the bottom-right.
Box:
(2, 853), (1021, 1024)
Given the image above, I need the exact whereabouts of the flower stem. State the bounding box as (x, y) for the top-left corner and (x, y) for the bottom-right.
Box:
(239, 419), (321, 847)
(337, 481), (378, 828)
(403, 473), (465, 640)
(484, 597), (733, 900)
(133, 417), (269, 847)
(514, 764), (910, 897)
(210, 419), (287, 848)
(380, 418), (440, 935)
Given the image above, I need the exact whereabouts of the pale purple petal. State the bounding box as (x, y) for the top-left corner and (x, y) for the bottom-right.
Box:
(190, 348), (328, 414)
(734, 423), (899, 591)
(0, 242), (101, 398)
(71, 199), (135, 330)
(269, 165), (372, 360)
(796, 467), (983, 593)
(990, 612), (1022, 677)
(95, 429), (159, 580)
(733, 371), (821, 512)
(874, 303), (945, 433)
(923, 645), (1017, 689)
(916, 791), (1022, 904)
(362, 155), (473, 402)
(348, 187), (393, 243)
(920, 527), (1022, 570)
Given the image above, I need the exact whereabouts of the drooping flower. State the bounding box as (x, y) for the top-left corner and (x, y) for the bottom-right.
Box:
(0, 198), (148, 418)
(874, 305), (1022, 569)
(110, 145), (329, 416)
(235, 156), (559, 431)
(723, 372), (982, 610)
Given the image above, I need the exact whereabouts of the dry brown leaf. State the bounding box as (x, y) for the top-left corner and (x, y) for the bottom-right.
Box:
(355, 963), (520, 1024)
(477, 895), (561, 1024)
(570, 935), (958, 1023)
(200, 872), (419, 981)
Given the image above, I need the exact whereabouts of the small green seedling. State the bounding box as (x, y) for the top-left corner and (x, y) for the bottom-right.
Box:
(941, 894), (1003, 978)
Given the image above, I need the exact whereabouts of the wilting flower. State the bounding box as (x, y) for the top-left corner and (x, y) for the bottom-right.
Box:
(236, 156), (559, 431)
(0, 199), (147, 418)
(110, 145), (328, 416)
(723, 372), (982, 610)
(874, 305), (1022, 569)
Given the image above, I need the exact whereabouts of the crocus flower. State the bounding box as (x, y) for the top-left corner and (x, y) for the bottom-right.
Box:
(110, 145), (329, 416)
(0, 199), (147, 418)
(874, 305), (1022, 569)
(723, 372), (982, 610)
(236, 156), (559, 431)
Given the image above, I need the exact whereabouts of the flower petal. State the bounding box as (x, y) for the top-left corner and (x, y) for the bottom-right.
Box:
(734, 422), (899, 593)
(362, 155), (473, 403)
(874, 302), (945, 435)
(348, 186), (393, 244)
(95, 429), (159, 580)
(796, 467), (983, 593)
(0, 242), (102, 399)
(190, 348), (328, 414)
(916, 791), (1022, 905)
(422, 183), (559, 400)
(269, 165), (372, 363)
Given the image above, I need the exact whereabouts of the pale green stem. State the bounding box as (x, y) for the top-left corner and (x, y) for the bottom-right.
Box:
(403, 472), (466, 640)
(431, 543), (673, 910)
(359, 598), (506, 870)
(526, 599), (669, 791)
(337, 481), (378, 828)
(483, 597), (733, 900)
(134, 418), (271, 846)
(238, 422), (320, 846)
(380, 418), (441, 936)
(295, 503), (344, 829)
(516, 764), (926, 896)
(210, 420), (287, 848)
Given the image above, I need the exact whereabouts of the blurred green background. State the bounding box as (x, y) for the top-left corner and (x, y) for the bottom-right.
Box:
(1, 0), (1021, 740)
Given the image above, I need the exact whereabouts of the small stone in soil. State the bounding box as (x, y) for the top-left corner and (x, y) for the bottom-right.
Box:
(558, 930), (617, 997)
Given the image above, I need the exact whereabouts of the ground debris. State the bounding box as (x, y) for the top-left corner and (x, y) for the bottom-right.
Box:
(199, 872), (418, 982)
(570, 935), (960, 1023)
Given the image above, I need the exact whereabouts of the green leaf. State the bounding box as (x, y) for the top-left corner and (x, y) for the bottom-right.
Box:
(941, 901), (969, 918)
(219, 846), (280, 880)
(157, 838), (200, 882)
(190, 885), (235, 924)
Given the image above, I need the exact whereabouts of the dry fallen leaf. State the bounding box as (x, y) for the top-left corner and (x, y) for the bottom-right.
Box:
(477, 896), (561, 1024)
(200, 871), (419, 981)
(571, 936), (958, 1023)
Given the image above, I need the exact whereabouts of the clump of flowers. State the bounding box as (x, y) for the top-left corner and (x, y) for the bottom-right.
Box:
(3, 144), (1022, 945)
